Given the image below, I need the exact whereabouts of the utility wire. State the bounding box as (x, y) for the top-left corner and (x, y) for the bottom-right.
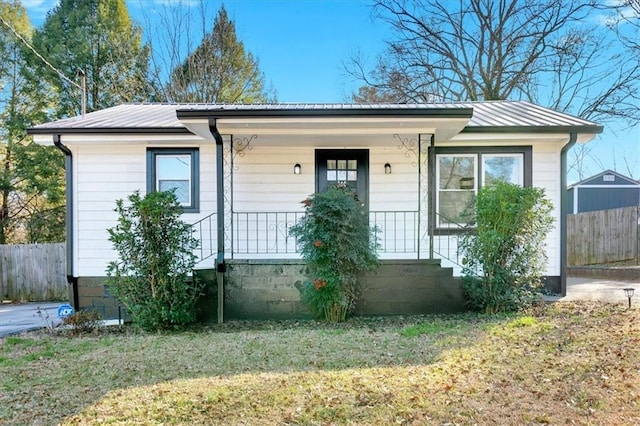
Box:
(0, 15), (82, 91)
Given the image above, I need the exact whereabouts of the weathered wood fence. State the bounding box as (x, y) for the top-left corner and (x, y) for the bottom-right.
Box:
(568, 206), (640, 266)
(0, 243), (67, 301)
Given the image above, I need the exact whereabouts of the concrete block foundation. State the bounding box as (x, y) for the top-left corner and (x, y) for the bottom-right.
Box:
(73, 259), (465, 320)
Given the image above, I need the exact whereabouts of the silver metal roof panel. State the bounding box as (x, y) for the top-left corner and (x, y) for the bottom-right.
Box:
(27, 100), (603, 135)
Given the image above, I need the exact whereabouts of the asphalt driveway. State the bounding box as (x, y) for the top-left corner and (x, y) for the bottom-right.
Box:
(0, 302), (62, 337)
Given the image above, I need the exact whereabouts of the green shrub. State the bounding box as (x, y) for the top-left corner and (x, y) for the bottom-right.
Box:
(459, 180), (554, 313)
(289, 184), (379, 321)
(106, 190), (202, 330)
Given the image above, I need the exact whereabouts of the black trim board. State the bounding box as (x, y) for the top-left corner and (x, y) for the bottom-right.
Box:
(176, 107), (474, 119)
(462, 125), (603, 134)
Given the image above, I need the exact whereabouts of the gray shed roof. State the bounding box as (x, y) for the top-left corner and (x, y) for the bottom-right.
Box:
(568, 169), (640, 188)
(27, 100), (603, 135)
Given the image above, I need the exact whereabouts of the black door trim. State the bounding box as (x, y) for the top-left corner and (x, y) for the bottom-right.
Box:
(315, 149), (369, 210)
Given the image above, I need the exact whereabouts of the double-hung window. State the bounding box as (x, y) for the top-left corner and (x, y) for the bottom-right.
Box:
(147, 148), (199, 212)
(434, 147), (531, 228)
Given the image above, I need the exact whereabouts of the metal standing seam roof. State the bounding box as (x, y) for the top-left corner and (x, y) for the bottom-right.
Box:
(27, 100), (603, 135)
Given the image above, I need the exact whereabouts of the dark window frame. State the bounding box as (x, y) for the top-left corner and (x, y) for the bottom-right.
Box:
(429, 146), (532, 234)
(146, 148), (200, 213)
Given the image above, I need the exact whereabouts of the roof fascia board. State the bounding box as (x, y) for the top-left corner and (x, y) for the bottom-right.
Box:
(449, 132), (570, 142)
(36, 133), (204, 145)
(27, 127), (192, 135)
(461, 125), (604, 134)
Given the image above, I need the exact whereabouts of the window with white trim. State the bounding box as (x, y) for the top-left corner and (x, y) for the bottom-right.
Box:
(434, 147), (530, 228)
(147, 148), (199, 212)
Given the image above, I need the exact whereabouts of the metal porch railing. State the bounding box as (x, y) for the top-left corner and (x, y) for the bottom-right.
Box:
(191, 210), (473, 270)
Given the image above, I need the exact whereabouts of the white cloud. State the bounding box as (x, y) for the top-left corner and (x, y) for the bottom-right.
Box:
(597, 1), (640, 26)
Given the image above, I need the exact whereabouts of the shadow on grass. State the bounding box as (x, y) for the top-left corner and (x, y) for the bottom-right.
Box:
(6, 303), (636, 425)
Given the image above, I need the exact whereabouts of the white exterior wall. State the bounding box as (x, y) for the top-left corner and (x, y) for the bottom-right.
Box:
(439, 137), (566, 277)
(231, 144), (419, 212)
(232, 146), (315, 211)
(231, 144), (421, 259)
(531, 142), (562, 277)
(69, 134), (566, 277)
(72, 142), (216, 277)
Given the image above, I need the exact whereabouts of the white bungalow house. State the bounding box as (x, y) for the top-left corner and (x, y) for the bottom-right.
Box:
(28, 101), (602, 320)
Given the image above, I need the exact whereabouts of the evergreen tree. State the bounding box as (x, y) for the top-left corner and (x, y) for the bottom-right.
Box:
(30, 0), (151, 117)
(166, 5), (273, 103)
(0, 0), (64, 243)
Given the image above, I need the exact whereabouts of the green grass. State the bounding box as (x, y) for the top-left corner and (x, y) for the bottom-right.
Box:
(400, 317), (471, 337)
(1, 301), (639, 425)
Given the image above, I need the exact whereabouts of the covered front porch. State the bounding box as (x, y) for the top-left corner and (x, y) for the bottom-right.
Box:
(177, 105), (477, 278)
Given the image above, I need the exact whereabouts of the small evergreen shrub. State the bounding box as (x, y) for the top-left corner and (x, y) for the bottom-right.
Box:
(106, 190), (202, 330)
(290, 184), (379, 321)
(459, 180), (554, 313)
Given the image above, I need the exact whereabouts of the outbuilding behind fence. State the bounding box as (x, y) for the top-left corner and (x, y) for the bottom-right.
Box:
(0, 243), (67, 302)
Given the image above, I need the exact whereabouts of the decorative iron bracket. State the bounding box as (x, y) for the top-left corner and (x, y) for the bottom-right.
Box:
(394, 133), (419, 167)
(232, 134), (257, 159)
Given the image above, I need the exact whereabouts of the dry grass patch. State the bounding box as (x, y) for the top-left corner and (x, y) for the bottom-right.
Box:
(1, 302), (639, 425)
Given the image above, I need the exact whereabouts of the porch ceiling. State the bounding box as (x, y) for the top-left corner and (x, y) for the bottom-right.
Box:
(181, 116), (470, 143)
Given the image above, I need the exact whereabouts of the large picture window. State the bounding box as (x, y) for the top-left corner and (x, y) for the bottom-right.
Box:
(434, 147), (531, 228)
(147, 148), (199, 212)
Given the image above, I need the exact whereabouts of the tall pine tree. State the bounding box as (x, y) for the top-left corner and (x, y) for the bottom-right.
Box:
(30, 0), (151, 117)
(166, 5), (273, 103)
(0, 0), (64, 243)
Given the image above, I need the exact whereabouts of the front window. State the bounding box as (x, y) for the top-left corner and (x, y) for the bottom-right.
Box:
(435, 147), (530, 228)
(147, 148), (199, 212)
(437, 155), (476, 225)
(482, 154), (523, 186)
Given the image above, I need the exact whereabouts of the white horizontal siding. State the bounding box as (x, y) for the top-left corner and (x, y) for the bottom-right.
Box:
(233, 146), (315, 212)
(532, 143), (562, 276)
(73, 143), (217, 277)
(370, 146), (419, 212)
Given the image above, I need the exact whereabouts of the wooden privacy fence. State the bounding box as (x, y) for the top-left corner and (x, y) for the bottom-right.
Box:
(0, 243), (67, 301)
(568, 206), (640, 266)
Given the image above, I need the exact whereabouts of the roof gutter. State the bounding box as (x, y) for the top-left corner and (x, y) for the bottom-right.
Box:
(53, 134), (78, 310)
(560, 132), (578, 297)
(208, 118), (226, 324)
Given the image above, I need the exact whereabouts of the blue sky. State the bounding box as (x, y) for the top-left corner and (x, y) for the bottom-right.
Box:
(22, 0), (640, 183)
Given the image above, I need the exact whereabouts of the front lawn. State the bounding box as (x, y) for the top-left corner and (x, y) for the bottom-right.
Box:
(1, 301), (639, 424)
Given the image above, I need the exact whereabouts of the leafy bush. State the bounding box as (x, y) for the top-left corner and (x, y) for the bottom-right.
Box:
(289, 184), (378, 321)
(62, 310), (102, 335)
(106, 190), (202, 330)
(459, 180), (554, 313)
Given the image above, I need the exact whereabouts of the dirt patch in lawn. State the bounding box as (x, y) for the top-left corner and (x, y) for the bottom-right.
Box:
(1, 302), (639, 425)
